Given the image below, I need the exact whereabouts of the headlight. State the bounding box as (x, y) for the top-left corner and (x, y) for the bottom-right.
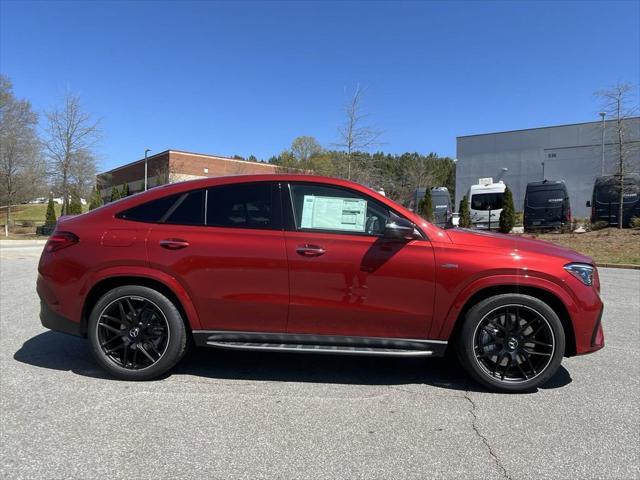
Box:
(564, 263), (594, 286)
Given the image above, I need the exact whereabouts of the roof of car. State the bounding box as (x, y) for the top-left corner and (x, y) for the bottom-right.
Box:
(89, 174), (451, 242)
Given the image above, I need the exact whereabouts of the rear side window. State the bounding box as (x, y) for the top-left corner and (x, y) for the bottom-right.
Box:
(206, 182), (277, 229)
(118, 190), (205, 225)
(163, 190), (205, 225)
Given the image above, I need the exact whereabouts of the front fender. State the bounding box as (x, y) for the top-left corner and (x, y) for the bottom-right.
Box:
(433, 273), (580, 339)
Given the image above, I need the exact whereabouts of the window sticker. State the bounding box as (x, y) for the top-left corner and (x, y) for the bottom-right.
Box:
(300, 195), (367, 232)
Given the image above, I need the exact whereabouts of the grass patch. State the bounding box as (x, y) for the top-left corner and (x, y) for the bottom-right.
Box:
(523, 228), (640, 266)
(0, 203), (89, 225)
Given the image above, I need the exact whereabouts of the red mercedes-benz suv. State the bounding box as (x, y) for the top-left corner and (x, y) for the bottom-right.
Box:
(37, 175), (604, 392)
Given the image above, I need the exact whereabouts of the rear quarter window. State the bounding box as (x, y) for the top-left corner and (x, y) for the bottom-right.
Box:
(117, 190), (205, 225)
(117, 194), (182, 223)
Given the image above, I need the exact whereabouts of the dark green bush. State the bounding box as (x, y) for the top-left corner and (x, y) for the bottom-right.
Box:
(498, 187), (515, 233)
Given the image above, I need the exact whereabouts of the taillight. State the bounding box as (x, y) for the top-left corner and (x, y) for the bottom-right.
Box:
(45, 231), (79, 253)
(565, 206), (571, 223)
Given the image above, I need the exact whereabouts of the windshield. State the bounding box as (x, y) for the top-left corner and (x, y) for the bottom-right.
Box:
(527, 190), (565, 208)
(471, 192), (504, 211)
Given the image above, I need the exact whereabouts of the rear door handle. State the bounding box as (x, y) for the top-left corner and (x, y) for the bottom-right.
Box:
(296, 244), (326, 257)
(159, 238), (190, 250)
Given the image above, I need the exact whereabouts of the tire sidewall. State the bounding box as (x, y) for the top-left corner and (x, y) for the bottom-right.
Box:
(457, 294), (566, 392)
(88, 285), (187, 380)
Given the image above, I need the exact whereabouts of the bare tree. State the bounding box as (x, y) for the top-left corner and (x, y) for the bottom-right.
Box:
(334, 85), (382, 180)
(44, 92), (100, 215)
(404, 153), (437, 191)
(596, 83), (639, 228)
(0, 75), (44, 236)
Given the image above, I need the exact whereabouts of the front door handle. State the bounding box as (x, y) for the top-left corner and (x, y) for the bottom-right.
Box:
(296, 244), (326, 257)
(159, 238), (190, 250)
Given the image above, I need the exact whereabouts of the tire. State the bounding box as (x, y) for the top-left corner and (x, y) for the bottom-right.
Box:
(88, 285), (188, 380)
(456, 294), (565, 392)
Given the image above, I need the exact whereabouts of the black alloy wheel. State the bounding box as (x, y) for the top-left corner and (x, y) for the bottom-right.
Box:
(97, 296), (170, 370)
(88, 285), (188, 380)
(457, 294), (565, 392)
(473, 304), (555, 382)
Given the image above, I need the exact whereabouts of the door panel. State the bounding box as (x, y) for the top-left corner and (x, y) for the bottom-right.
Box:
(147, 225), (289, 332)
(284, 231), (436, 339)
(141, 182), (289, 333)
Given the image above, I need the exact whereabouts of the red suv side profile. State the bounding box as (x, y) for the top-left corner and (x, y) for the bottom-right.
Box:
(37, 175), (604, 392)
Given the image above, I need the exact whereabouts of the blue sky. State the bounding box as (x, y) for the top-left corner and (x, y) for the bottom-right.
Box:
(1, 0), (638, 172)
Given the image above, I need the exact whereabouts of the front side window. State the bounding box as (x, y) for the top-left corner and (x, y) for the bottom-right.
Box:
(289, 183), (389, 236)
(206, 182), (277, 229)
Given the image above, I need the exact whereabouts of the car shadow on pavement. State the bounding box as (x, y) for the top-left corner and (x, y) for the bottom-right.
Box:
(14, 331), (572, 393)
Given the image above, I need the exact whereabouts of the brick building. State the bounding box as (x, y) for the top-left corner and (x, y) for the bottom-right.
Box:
(97, 150), (278, 202)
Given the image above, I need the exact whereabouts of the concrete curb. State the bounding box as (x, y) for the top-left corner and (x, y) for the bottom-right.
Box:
(0, 239), (47, 247)
(598, 263), (640, 270)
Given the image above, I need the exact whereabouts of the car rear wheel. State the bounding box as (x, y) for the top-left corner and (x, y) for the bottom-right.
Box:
(88, 285), (188, 380)
(457, 294), (565, 392)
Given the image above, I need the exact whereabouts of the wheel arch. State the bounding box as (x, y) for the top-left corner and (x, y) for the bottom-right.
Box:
(446, 285), (577, 357)
(81, 275), (198, 338)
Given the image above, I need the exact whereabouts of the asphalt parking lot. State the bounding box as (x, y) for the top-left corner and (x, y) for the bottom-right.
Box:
(1, 242), (638, 479)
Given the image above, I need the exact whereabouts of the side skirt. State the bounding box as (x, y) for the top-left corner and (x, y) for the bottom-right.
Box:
(192, 330), (448, 357)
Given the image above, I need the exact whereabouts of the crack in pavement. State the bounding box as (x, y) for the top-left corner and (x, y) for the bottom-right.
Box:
(463, 388), (512, 480)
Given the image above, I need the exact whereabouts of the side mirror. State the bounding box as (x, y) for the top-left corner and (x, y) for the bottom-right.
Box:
(384, 213), (421, 241)
(586, 200), (591, 207)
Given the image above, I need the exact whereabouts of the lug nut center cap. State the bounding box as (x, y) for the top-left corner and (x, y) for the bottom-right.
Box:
(507, 338), (519, 350)
(129, 327), (141, 339)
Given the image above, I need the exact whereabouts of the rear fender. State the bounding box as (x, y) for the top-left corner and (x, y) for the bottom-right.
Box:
(82, 266), (202, 330)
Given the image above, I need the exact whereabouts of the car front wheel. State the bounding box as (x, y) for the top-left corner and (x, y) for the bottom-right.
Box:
(457, 294), (565, 392)
(88, 285), (188, 380)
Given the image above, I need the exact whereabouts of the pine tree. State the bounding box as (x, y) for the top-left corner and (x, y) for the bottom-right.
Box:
(499, 187), (515, 233)
(68, 191), (83, 215)
(110, 186), (121, 202)
(120, 183), (129, 198)
(45, 196), (57, 226)
(89, 186), (103, 210)
(459, 195), (471, 228)
(419, 188), (434, 222)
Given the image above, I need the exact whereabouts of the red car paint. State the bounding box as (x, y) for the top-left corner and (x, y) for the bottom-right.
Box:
(37, 175), (604, 356)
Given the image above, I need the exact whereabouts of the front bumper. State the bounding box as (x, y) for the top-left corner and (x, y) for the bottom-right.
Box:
(589, 307), (605, 351)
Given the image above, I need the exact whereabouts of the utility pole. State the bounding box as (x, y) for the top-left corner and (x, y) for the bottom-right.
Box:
(599, 112), (606, 175)
(144, 148), (151, 191)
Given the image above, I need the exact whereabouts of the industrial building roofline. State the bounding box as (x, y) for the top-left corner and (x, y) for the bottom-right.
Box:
(457, 116), (640, 139)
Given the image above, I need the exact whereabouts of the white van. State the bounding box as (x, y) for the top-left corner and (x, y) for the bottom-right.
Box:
(468, 178), (506, 230)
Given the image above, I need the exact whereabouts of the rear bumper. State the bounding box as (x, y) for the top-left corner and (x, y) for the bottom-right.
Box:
(37, 284), (83, 337)
(523, 221), (566, 231)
